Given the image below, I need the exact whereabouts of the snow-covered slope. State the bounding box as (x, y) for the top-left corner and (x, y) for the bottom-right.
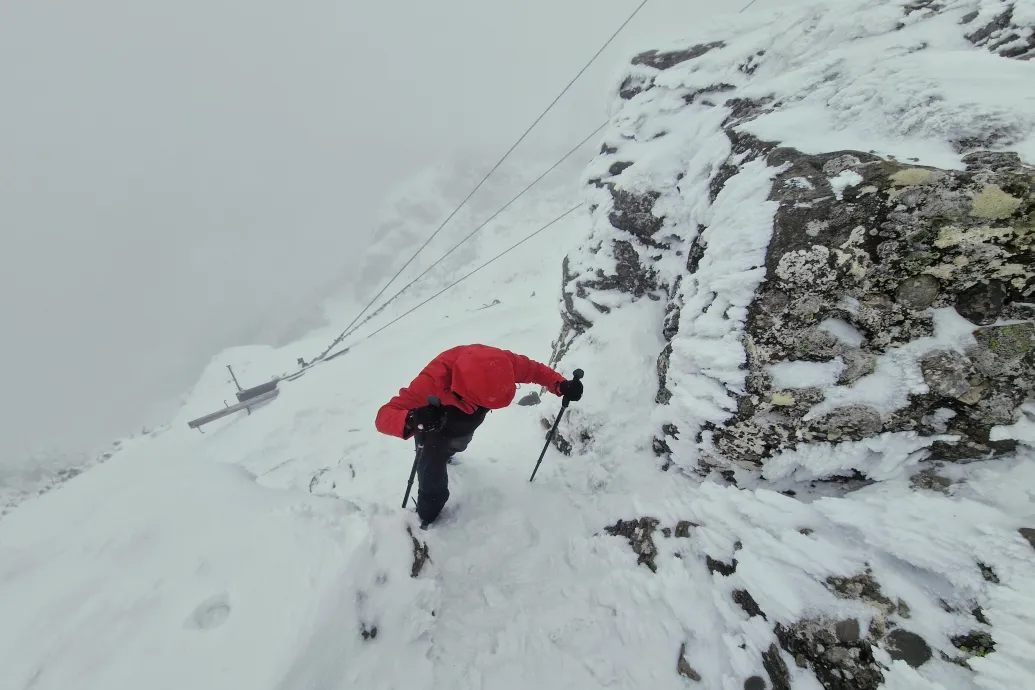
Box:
(2, 2), (1035, 690)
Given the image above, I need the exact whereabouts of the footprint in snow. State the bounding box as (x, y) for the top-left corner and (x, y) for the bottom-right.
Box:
(184, 592), (231, 631)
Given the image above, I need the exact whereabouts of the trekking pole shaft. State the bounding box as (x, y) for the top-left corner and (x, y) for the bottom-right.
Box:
(402, 445), (422, 508)
(529, 400), (568, 482)
(400, 395), (440, 510)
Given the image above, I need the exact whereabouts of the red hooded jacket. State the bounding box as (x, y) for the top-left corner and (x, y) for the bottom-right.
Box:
(375, 344), (566, 439)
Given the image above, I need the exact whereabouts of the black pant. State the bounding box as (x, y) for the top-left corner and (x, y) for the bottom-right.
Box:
(414, 406), (488, 523)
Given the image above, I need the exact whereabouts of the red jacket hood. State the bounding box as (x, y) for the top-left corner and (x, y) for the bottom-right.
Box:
(451, 349), (516, 409)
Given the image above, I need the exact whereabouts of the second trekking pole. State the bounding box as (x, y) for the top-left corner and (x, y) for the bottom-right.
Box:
(401, 395), (441, 509)
(529, 369), (583, 482)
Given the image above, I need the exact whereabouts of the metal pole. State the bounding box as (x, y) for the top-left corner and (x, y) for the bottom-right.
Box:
(227, 365), (243, 392)
(187, 389), (280, 430)
(530, 369), (583, 482)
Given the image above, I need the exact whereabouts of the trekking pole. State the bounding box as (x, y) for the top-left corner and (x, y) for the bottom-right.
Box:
(402, 396), (441, 509)
(529, 369), (583, 482)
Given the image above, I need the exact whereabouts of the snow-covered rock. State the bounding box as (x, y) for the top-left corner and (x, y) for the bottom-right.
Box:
(554, 0), (1035, 474)
(552, 0), (1035, 688)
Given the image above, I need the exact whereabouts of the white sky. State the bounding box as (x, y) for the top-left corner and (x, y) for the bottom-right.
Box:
(0, 0), (787, 467)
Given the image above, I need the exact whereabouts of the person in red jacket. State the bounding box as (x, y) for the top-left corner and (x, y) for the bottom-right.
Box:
(375, 344), (584, 525)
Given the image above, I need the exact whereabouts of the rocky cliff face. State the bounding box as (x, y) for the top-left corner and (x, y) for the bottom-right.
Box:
(550, 2), (1035, 687)
(553, 0), (1035, 480)
(718, 150), (1034, 467)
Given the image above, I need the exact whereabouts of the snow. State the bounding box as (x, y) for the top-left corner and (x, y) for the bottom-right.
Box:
(805, 308), (980, 421)
(991, 402), (1035, 444)
(768, 358), (845, 390)
(3, 1), (1035, 689)
(828, 170), (864, 200)
(695, 0), (1035, 169)
(818, 317), (865, 348)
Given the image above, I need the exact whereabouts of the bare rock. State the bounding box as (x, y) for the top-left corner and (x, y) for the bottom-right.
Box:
(744, 677), (766, 690)
(776, 619), (884, 690)
(827, 571), (895, 614)
(811, 405), (883, 441)
(761, 644), (791, 690)
(793, 327), (841, 362)
(632, 41), (726, 70)
(733, 589), (767, 619)
(517, 391), (541, 406)
(839, 349), (877, 385)
(1020, 527), (1035, 551)
(608, 187), (664, 239)
(920, 351), (973, 398)
(965, 6), (1035, 60)
(675, 520), (697, 538)
(896, 274), (941, 310)
(910, 469), (952, 493)
(408, 527), (431, 578)
(956, 280), (1009, 325)
(707, 555), (737, 576)
(835, 618), (861, 644)
(884, 629), (932, 668)
(677, 643), (703, 681)
(605, 518), (660, 572)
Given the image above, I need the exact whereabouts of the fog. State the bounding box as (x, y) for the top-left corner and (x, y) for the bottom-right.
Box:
(0, 0), (771, 471)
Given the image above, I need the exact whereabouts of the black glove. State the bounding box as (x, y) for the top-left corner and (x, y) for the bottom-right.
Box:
(407, 404), (446, 434)
(558, 378), (583, 402)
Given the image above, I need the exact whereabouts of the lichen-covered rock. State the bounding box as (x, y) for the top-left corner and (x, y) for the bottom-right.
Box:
(827, 571), (896, 615)
(971, 322), (1035, 378)
(952, 630), (996, 658)
(702, 147), (1035, 467)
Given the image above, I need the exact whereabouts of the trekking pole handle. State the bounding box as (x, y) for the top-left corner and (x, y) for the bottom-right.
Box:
(561, 369), (584, 408)
(416, 395), (441, 431)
